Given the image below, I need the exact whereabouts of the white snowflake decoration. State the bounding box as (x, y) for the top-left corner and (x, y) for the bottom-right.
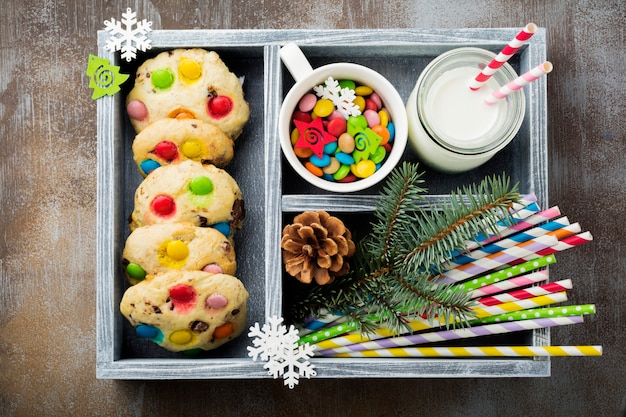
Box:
(104, 8), (152, 62)
(313, 77), (362, 118)
(248, 316), (317, 389)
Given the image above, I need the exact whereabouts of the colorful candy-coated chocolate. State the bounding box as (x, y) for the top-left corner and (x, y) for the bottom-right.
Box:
(140, 159), (161, 175)
(211, 222), (231, 237)
(335, 152), (355, 165)
(179, 58), (202, 81)
(181, 139), (203, 158)
(202, 263), (223, 274)
(127, 99), (148, 120)
(205, 293), (228, 309)
(126, 262), (146, 281)
(289, 79), (395, 183)
(170, 284), (196, 303)
(136, 324), (160, 339)
(152, 68), (175, 89)
(310, 153), (331, 168)
(166, 240), (189, 261)
(327, 117), (347, 137)
(323, 141), (338, 155)
(207, 95), (233, 118)
(169, 329), (193, 344)
(355, 85), (373, 96)
(189, 176), (213, 195)
(387, 121), (395, 142)
(154, 141), (179, 161)
(338, 133), (356, 153)
(213, 322), (234, 339)
(151, 195), (176, 216)
(298, 93), (317, 112)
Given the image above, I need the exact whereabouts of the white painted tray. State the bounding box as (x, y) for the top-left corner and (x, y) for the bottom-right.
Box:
(96, 29), (549, 379)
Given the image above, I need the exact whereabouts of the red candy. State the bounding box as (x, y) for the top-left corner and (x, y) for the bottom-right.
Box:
(154, 141), (179, 161)
(327, 118), (347, 137)
(151, 195), (176, 216)
(207, 95), (233, 118)
(169, 284), (197, 312)
(292, 110), (313, 123)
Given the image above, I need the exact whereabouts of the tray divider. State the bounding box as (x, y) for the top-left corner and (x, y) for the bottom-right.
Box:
(264, 44), (284, 319)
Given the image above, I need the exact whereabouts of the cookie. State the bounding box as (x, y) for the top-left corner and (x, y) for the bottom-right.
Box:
(132, 118), (235, 177)
(129, 160), (245, 235)
(126, 48), (250, 140)
(120, 270), (249, 352)
(121, 222), (237, 285)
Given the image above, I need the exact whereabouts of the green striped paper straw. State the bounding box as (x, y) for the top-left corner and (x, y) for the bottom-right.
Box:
(470, 304), (596, 325)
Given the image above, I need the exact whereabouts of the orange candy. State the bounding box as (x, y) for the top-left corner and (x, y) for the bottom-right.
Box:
(372, 125), (390, 145)
(213, 322), (234, 339)
(304, 161), (323, 177)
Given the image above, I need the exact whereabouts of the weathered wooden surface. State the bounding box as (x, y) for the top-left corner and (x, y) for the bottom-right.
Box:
(1, 0), (624, 416)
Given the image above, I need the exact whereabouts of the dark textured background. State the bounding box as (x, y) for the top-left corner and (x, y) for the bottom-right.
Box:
(0, 1), (623, 416)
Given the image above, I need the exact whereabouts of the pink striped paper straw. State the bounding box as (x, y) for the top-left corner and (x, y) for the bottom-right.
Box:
(468, 270), (549, 299)
(464, 206), (561, 252)
(485, 61), (553, 105)
(475, 279), (573, 306)
(315, 315), (582, 356)
(469, 23), (538, 91)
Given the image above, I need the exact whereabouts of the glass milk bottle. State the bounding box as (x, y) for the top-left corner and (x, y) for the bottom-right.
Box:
(406, 47), (525, 173)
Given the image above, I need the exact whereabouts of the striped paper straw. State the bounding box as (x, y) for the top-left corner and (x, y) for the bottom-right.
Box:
(330, 345), (603, 358)
(472, 303), (596, 325)
(469, 23), (538, 91)
(475, 279), (573, 306)
(310, 291), (568, 349)
(532, 232), (593, 257)
(484, 61), (553, 105)
(445, 217), (572, 269)
(457, 255), (555, 294)
(298, 310), (345, 335)
(315, 316), (583, 356)
(462, 206), (561, 253)
(468, 270), (550, 299)
(438, 234), (559, 284)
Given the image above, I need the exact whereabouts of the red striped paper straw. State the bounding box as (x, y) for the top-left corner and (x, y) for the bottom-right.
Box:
(469, 23), (538, 91)
(475, 279), (573, 306)
(533, 232), (594, 257)
(484, 61), (553, 105)
(468, 270), (549, 299)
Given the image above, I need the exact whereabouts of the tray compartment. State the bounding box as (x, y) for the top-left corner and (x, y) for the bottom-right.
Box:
(97, 29), (549, 379)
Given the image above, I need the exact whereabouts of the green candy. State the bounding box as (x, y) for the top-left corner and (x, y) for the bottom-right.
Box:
(151, 68), (175, 89)
(126, 262), (146, 281)
(189, 176), (213, 195)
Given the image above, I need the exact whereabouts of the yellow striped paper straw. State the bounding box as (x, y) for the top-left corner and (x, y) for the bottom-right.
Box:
(330, 345), (603, 358)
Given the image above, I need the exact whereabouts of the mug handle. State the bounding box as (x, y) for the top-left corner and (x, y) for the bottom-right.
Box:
(279, 42), (314, 83)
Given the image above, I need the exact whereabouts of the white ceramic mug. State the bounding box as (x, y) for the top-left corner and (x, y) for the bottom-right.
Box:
(406, 47), (526, 173)
(278, 42), (408, 193)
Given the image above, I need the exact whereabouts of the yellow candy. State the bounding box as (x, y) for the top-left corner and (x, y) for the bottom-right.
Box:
(291, 127), (300, 145)
(179, 58), (202, 81)
(378, 109), (389, 127)
(181, 139), (203, 158)
(352, 159), (377, 178)
(313, 98), (334, 117)
(169, 329), (193, 344)
(354, 96), (366, 112)
(355, 85), (374, 96)
(166, 240), (189, 261)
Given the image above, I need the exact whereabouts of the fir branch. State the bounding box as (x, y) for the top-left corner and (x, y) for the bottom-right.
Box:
(287, 163), (521, 335)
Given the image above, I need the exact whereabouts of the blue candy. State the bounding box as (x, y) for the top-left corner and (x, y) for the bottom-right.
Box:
(140, 159), (161, 175)
(334, 152), (355, 165)
(309, 153), (331, 167)
(212, 222), (231, 237)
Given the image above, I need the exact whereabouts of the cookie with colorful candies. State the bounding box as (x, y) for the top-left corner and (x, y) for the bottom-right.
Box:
(129, 160), (245, 236)
(120, 270), (249, 352)
(121, 222), (237, 285)
(132, 117), (235, 177)
(126, 48), (250, 140)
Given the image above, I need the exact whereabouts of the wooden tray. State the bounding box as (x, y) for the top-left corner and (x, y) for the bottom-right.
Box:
(96, 29), (549, 379)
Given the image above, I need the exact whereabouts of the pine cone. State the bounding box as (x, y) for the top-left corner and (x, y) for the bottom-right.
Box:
(281, 211), (356, 285)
